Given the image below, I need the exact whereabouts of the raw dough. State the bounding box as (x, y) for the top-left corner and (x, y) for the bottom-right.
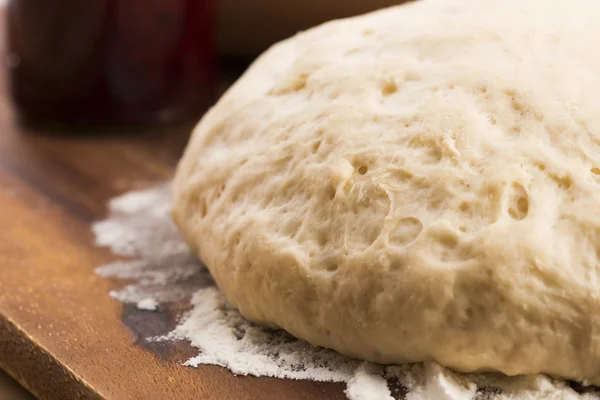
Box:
(173, 0), (600, 384)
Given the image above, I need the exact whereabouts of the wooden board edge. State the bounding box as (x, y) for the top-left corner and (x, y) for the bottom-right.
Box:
(0, 313), (103, 400)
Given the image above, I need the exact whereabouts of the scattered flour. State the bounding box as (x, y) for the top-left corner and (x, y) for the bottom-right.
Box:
(136, 297), (158, 311)
(346, 363), (393, 400)
(93, 183), (600, 400)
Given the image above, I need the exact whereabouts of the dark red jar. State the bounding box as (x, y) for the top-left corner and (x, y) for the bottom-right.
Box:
(6, 0), (215, 126)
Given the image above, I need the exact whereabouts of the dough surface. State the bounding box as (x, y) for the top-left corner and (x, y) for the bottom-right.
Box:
(173, 0), (600, 384)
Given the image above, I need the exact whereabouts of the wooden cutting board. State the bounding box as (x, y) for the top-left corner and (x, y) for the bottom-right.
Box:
(0, 25), (346, 400)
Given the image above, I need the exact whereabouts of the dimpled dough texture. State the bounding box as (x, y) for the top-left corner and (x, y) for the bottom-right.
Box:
(173, 0), (600, 385)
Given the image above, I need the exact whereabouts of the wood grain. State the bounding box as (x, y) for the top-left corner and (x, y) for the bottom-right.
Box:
(0, 369), (35, 400)
(0, 20), (346, 400)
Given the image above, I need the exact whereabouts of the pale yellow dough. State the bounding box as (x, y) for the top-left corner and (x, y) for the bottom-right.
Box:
(173, 0), (600, 384)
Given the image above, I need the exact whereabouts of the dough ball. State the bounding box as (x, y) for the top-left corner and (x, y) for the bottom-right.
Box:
(173, 0), (600, 384)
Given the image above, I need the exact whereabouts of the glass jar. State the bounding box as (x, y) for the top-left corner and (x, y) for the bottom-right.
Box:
(6, 0), (215, 126)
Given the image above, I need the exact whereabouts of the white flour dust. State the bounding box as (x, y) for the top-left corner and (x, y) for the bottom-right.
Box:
(136, 297), (158, 311)
(93, 184), (600, 400)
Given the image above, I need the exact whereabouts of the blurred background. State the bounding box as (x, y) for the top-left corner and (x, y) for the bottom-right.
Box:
(218, 0), (408, 55)
(4, 0), (406, 128)
(0, 0), (405, 398)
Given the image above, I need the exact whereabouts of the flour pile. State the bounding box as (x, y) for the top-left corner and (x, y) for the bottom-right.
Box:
(93, 184), (600, 400)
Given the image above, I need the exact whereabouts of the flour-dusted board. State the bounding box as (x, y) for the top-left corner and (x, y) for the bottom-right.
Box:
(0, 22), (345, 400)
